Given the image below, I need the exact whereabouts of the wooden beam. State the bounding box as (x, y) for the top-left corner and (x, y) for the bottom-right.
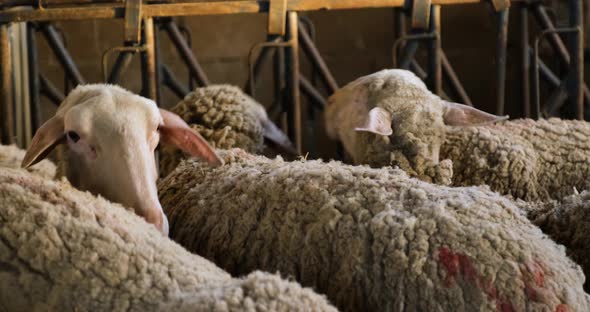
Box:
(268, 0), (287, 35)
(0, 0), (486, 23)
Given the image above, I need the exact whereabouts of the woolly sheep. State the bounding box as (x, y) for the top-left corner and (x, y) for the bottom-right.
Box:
(158, 84), (295, 177)
(324, 69), (507, 186)
(0, 167), (337, 312)
(442, 118), (590, 201)
(518, 191), (590, 290)
(1, 144), (56, 179)
(158, 148), (590, 312)
(325, 68), (590, 201)
(20, 84), (223, 235)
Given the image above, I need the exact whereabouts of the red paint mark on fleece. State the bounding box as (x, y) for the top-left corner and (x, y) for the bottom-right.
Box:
(438, 247), (515, 312)
(555, 304), (568, 312)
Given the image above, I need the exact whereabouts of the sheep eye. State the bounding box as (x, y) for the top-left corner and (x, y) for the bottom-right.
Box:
(67, 131), (80, 143)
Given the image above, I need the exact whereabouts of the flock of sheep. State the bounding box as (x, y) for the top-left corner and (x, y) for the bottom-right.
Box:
(2, 69), (590, 311)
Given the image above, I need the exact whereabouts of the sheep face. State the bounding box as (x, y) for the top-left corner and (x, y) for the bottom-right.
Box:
(21, 84), (223, 235)
(325, 69), (507, 184)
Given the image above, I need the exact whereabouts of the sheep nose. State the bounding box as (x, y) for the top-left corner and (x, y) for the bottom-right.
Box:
(137, 201), (167, 235)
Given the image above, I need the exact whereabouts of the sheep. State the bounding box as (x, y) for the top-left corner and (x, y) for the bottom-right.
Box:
(325, 68), (590, 201)
(158, 84), (296, 177)
(0, 144), (56, 179)
(441, 118), (590, 201)
(517, 191), (590, 291)
(0, 166), (338, 312)
(158, 148), (590, 312)
(20, 83), (223, 235)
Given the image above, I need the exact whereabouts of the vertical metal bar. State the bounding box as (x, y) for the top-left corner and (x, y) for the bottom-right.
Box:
(273, 44), (286, 130)
(39, 23), (85, 86)
(285, 11), (302, 154)
(533, 39), (541, 119)
(244, 35), (279, 95)
(141, 17), (157, 102)
(164, 20), (209, 87)
(495, 9), (509, 115)
(520, 4), (531, 118)
(428, 5), (442, 95)
(298, 21), (338, 94)
(1, 23), (14, 145)
(27, 22), (41, 134)
(154, 19), (162, 101)
(567, 0), (583, 119)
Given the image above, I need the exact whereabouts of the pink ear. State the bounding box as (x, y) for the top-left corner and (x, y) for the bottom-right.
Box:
(159, 109), (224, 166)
(442, 101), (509, 126)
(354, 106), (393, 136)
(21, 115), (66, 168)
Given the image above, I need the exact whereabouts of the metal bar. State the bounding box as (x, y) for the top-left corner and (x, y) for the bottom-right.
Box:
(244, 35), (280, 95)
(427, 5), (442, 95)
(161, 64), (189, 98)
(567, 0), (583, 120)
(273, 43), (285, 125)
(529, 47), (561, 87)
(409, 59), (427, 80)
(520, 3), (530, 118)
(142, 17), (158, 102)
(399, 40), (419, 69)
(546, 76), (569, 116)
(1, 23), (14, 144)
(495, 8), (509, 115)
(285, 11), (301, 154)
(440, 51), (472, 106)
(107, 50), (135, 83)
(392, 32), (436, 68)
(298, 20), (338, 94)
(394, 8), (405, 66)
(39, 22), (85, 85)
(299, 75), (326, 109)
(27, 22), (41, 133)
(533, 27), (579, 120)
(39, 73), (65, 105)
(164, 19), (209, 86)
(531, 3), (571, 64)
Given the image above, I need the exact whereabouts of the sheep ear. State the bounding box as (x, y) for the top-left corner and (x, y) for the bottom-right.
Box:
(158, 108), (224, 166)
(261, 119), (299, 156)
(442, 101), (509, 126)
(21, 115), (66, 168)
(354, 107), (393, 136)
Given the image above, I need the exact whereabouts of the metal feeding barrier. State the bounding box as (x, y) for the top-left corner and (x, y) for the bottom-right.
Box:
(0, 0), (585, 158)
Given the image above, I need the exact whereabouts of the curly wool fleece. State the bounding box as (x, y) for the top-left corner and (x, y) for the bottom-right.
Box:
(0, 167), (337, 312)
(442, 117), (590, 201)
(0, 144), (56, 179)
(518, 191), (590, 291)
(158, 148), (590, 312)
(159, 84), (269, 177)
(325, 69), (453, 185)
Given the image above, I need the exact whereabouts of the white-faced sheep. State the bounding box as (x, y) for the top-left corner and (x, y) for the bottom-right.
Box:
(158, 84), (296, 177)
(20, 84), (223, 235)
(325, 68), (590, 201)
(0, 167), (337, 312)
(158, 148), (590, 312)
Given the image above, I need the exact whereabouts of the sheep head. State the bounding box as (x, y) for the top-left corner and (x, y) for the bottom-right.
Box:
(21, 84), (223, 235)
(325, 69), (507, 184)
